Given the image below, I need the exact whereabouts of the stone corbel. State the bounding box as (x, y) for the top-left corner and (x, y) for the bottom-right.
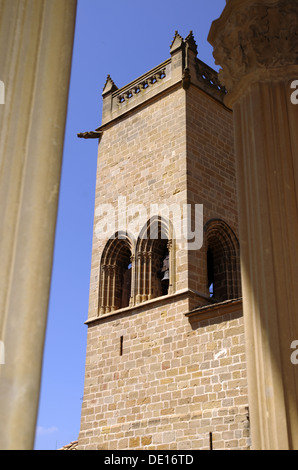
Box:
(182, 68), (191, 90)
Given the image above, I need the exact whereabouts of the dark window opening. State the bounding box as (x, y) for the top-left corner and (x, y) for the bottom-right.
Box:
(135, 217), (174, 304)
(206, 240), (227, 301)
(160, 249), (169, 296)
(209, 432), (213, 451)
(120, 260), (132, 309)
(152, 237), (169, 298)
(205, 220), (241, 302)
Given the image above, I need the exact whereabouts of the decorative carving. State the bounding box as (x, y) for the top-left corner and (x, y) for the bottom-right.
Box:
(209, 0), (298, 92)
(77, 130), (103, 139)
(182, 68), (191, 90)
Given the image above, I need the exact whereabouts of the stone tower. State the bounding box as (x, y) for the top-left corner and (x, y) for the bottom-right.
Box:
(78, 32), (249, 450)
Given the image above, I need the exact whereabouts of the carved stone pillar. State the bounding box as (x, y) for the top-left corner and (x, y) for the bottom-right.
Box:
(99, 264), (107, 314)
(147, 253), (153, 300)
(129, 255), (136, 306)
(105, 265), (112, 313)
(110, 265), (117, 311)
(209, 0), (298, 450)
(136, 252), (142, 304)
(0, 0), (77, 449)
(142, 252), (148, 301)
(167, 240), (174, 295)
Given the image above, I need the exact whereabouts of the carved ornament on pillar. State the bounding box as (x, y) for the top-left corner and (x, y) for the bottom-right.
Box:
(209, 0), (298, 98)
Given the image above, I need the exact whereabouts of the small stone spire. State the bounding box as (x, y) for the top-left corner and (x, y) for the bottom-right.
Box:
(185, 31), (198, 55)
(170, 30), (184, 54)
(102, 74), (118, 96)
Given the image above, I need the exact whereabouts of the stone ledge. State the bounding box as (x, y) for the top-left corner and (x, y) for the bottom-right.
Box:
(185, 298), (243, 323)
(85, 288), (212, 325)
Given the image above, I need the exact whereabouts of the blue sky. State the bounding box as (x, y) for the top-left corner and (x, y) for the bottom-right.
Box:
(34, 0), (226, 450)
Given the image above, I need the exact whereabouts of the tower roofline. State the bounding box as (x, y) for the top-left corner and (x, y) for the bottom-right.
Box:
(78, 32), (227, 138)
(99, 30), (226, 126)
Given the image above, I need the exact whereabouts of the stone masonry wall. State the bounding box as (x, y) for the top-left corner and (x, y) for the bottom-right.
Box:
(87, 85), (189, 322)
(78, 299), (249, 450)
(185, 84), (239, 303)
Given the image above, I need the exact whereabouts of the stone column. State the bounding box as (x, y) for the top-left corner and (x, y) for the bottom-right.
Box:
(147, 253), (153, 300)
(99, 265), (107, 314)
(105, 266), (112, 313)
(136, 252), (142, 304)
(129, 255), (136, 306)
(0, 0), (77, 449)
(111, 265), (118, 312)
(209, 0), (298, 450)
(142, 252), (148, 301)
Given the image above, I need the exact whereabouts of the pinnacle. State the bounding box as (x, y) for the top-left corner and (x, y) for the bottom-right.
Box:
(102, 74), (118, 96)
(185, 30), (198, 54)
(170, 30), (198, 55)
(170, 30), (184, 54)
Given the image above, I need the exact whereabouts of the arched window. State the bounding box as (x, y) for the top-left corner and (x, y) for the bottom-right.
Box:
(205, 219), (241, 302)
(99, 233), (134, 314)
(135, 216), (175, 304)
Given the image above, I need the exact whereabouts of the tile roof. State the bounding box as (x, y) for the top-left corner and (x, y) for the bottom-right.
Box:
(58, 440), (78, 450)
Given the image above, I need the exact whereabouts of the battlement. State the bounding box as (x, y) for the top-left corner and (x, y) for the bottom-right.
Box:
(100, 31), (226, 127)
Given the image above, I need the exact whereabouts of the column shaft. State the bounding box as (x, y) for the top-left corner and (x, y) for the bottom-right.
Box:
(0, 0), (77, 449)
(234, 78), (298, 449)
(209, 0), (298, 449)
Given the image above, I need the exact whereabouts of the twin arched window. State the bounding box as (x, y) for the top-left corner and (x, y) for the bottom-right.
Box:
(99, 217), (174, 315)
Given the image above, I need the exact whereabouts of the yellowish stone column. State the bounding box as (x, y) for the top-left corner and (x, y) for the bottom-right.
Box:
(209, 0), (298, 450)
(0, 0), (77, 449)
